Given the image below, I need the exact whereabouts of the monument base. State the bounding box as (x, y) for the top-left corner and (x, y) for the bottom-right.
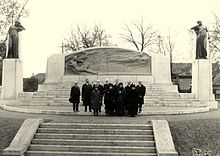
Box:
(45, 54), (64, 83)
(151, 53), (172, 84)
(2, 59), (23, 100)
(192, 59), (218, 109)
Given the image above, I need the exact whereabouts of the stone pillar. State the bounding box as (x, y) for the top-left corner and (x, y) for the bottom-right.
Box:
(45, 54), (65, 83)
(192, 60), (217, 109)
(151, 53), (172, 84)
(2, 59), (23, 100)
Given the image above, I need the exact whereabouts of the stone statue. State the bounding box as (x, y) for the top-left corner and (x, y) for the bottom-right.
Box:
(6, 21), (25, 58)
(191, 21), (208, 59)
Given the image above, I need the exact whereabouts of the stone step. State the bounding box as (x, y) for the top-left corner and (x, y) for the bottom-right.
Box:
(37, 128), (153, 135)
(40, 123), (152, 130)
(28, 144), (156, 153)
(34, 133), (154, 141)
(31, 139), (155, 147)
(25, 150), (157, 156)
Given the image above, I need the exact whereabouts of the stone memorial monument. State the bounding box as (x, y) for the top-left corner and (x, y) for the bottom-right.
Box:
(191, 21), (218, 109)
(1, 21), (24, 100)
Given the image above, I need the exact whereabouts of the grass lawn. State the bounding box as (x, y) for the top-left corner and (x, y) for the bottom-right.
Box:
(169, 118), (220, 156)
(0, 118), (24, 156)
(0, 117), (219, 156)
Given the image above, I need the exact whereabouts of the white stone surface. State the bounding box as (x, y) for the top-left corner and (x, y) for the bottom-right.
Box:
(61, 75), (154, 84)
(151, 53), (172, 84)
(3, 118), (44, 155)
(45, 54), (65, 83)
(151, 120), (178, 156)
(2, 59), (23, 100)
(192, 60), (213, 100)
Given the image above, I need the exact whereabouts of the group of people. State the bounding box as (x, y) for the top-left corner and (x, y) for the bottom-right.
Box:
(69, 79), (146, 117)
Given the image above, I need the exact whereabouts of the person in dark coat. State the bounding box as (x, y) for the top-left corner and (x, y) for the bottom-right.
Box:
(93, 80), (104, 112)
(104, 83), (115, 116)
(126, 84), (139, 117)
(70, 81), (80, 112)
(82, 78), (93, 112)
(136, 80), (146, 113)
(115, 82), (126, 116)
(103, 79), (110, 114)
(91, 85), (101, 116)
(124, 81), (132, 113)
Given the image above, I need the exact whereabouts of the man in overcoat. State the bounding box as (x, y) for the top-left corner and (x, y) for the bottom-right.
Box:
(136, 80), (146, 113)
(70, 81), (80, 112)
(82, 79), (93, 112)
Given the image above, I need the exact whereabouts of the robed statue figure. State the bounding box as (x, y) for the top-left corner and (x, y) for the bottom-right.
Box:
(6, 21), (25, 58)
(191, 21), (208, 59)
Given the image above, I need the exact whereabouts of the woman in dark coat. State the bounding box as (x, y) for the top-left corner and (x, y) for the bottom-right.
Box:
(91, 85), (101, 116)
(70, 81), (80, 112)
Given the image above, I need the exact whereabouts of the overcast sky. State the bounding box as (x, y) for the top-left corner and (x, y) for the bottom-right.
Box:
(18, 0), (220, 77)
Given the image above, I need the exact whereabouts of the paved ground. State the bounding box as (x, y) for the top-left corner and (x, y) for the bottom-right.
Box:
(0, 103), (219, 123)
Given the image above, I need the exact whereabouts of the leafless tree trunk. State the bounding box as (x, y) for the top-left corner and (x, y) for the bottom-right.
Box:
(120, 16), (157, 52)
(64, 24), (113, 53)
(209, 13), (220, 62)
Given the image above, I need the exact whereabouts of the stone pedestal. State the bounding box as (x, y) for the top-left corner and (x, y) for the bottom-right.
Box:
(151, 53), (172, 84)
(2, 59), (23, 100)
(192, 59), (218, 109)
(45, 54), (65, 83)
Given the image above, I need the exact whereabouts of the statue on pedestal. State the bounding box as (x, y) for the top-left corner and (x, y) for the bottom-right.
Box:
(191, 21), (208, 59)
(6, 21), (25, 59)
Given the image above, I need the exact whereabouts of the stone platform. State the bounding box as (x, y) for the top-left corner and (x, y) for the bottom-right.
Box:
(0, 104), (212, 116)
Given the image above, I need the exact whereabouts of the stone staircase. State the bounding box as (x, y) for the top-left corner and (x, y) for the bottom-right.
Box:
(25, 122), (157, 156)
(17, 81), (205, 107)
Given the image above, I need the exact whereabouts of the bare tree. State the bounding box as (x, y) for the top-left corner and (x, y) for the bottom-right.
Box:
(0, 0), (29, 59)
(0, 0), (28, 36)
(209, 13), (220, 62)
(64, 24), (113, 52)
(120, 17), (157, 52)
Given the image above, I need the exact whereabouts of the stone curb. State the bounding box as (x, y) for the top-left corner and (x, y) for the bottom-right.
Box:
(151, 120), (178, 156)
(0, 103), (212, 116)
(2, 118), (44, 156)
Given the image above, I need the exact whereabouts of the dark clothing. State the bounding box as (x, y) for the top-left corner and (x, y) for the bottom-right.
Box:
(93, 84), (104, 95)
(93, 84), (104, 112)
(70, 85), (80, 112)
(104, 84), (115, 115)
(125, 85), (132, 112)
(103, 83), (111, 104)
(82, 83), (93, 112)
(115, 87), (126, 116)
(126, 87), (139, 117)
(91, 90), (101, 111)
(136, 84), (146, 112)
